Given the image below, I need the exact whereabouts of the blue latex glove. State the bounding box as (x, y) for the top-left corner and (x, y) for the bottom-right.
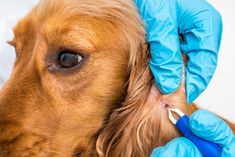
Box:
(151, 110), (235, 157)
(135, 0), (223, 104)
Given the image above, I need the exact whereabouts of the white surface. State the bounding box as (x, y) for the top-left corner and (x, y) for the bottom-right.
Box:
(195, 0), (235, 123)
(0, 0), (234, 122)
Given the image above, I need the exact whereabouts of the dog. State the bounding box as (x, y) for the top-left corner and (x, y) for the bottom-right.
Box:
(0, 0), (234, 157)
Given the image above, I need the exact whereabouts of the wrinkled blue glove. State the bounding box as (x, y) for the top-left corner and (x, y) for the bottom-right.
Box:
(135, 0), (223, 104)
(151, 110), (235, 157)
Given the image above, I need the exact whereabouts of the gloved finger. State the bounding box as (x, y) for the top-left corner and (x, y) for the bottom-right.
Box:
(184, 49), (218, 104)
(135, 0), (183, 94)
(221, 137), (235, 157)
(150, 137), (202, 157)
(177, 0), (222, 104)
(190, 110), (234, 147)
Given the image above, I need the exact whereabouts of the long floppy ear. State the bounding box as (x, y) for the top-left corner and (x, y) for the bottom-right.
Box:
(96, 33), (235, 157)
(96, 41), (152, 157)
(96, 38), (188, 156)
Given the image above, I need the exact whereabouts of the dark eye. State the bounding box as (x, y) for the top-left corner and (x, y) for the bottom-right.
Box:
(58, 51), (83, 68)
(74, 153), (81, 157)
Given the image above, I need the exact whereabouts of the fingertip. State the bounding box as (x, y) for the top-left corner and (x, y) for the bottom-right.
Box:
(186, 86), (197, 104)
(190, 110), (234, 146)
(190, 110), (223, 133)
(154, 77), (181, 95)
(185, 79), (202, 104)
(190, 110), (219, 129)
(150, 138), (186, 157)
(185, 65), (209, 104)
(161, 137), (202, 157)
(150, 61), (182, 95)
(221, 137), (235, 156)
(150, 147), (162, 157)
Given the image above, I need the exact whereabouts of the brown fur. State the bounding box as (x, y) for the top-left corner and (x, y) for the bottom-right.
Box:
(0, 0), (234, 157)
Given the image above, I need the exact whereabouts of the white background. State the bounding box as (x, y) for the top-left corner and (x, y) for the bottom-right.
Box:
(0, 0), (234, 122)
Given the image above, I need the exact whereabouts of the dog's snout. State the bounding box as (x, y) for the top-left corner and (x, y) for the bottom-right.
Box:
(0, 88), (28, 156)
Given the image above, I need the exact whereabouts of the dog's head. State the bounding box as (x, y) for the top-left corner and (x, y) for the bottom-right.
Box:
(0, 0), (188, 157)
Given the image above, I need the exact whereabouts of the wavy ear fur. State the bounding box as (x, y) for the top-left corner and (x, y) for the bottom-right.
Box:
(96, 40), (235, 156)
(96, 38), (189, 156)
(95, 1), (235, 157)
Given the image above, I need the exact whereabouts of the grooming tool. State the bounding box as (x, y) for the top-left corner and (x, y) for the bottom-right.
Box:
(168, 108), (222, 157)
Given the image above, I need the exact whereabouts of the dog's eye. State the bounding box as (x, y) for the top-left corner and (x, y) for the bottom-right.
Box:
(58, 51), (83, 68)
(74, 153), (81, 157)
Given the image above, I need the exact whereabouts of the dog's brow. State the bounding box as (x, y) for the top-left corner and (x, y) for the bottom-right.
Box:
(65, 31), (95, 50)
(40, 22), (96, 52)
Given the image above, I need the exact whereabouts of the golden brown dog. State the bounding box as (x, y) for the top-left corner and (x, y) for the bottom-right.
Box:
(0, 0), (234, 157)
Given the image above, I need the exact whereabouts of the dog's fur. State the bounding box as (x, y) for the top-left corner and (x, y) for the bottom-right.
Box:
(0, 0), (234, 157)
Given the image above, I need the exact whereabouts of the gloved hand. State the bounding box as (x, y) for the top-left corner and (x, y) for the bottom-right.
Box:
(150, 110), (235, 157)
(135, 0), (223, 104)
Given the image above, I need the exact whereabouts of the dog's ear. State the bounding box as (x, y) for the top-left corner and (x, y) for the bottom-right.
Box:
(96, 34), (235, 157)
(96, 41), (151, 157)
(96, 40), (181, 156)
